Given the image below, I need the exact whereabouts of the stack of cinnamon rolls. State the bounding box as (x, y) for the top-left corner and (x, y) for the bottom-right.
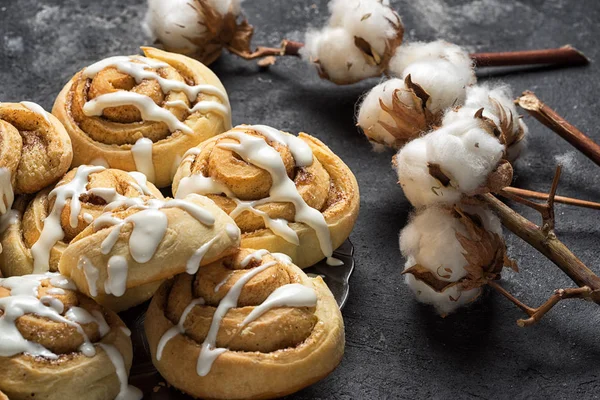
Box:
(0, 47), (359, 399)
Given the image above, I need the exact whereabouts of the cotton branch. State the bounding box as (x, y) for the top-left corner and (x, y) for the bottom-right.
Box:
(479, 166), (600, 326)
(470, 45), (589, 68)
(501, 187), (600, 211)
(228, 40), (304, 60)
(517, 91), (600, 167)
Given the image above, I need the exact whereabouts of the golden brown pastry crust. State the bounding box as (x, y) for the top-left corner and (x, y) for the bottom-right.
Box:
(0, 276), (133, 400)
(0, 102), (72, 194)
(172, 126), (360, 268)
(58, 194), (240, 311)
(0, 168), (164, 277)
(145, 248), (345, 399)
(52, 47), (231, 188)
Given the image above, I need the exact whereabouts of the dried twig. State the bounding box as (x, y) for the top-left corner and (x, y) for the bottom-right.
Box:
(488, 281), (593, 327)
(501, 186), (600, 211)
(471, 45), (589, 68)
(228, 40), (304, 60)
(479, 166), (600, 325)
(517, 91), (600, 167)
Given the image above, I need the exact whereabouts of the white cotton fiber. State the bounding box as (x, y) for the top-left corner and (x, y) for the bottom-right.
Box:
(301, 27), (381, 85)
(442, 84), (528, 160)
(144, 0), (242, 55)
(300, 0), (403, 84)
(387, 41), (476, 114)
(394, 119), (505, 208)
(400, 205), (502, 315)
(357, 78), (413, 148)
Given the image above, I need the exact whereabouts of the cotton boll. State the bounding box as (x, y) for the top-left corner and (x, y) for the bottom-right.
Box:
(357, 78), (433, 149)
(144, 0), (245, 65)
(404, 271), (482, 315)
(394, 119), (508, 208)
(301, 0), (404, 84)
(301, 28), (381, 85)
(386, 41), (476, 114)
(400, 204), (505, 315)
(443, 85), (528, 161)
(402, 60), (473, 115)
(388, 40), (474, 79)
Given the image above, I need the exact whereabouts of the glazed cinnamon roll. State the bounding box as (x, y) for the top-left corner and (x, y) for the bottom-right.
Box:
(0, 273), (140, 400)
(52, 47), (232, 188)
(0, 102), (72, 209)
(58, 193), (240, 311)
(145, 248), (345, 399)
(0, 166), (163, 278)
(172, 125), (360, 268)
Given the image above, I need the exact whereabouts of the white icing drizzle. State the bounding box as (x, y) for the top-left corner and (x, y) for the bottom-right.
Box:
(83, 92), (194, 134)
(83, 213), (94, 223)
(196, 261), (275, 376)
(326, 257), (344, 266)
(120, 326), (132, 337)
(98, 343), (143, 400)
(0, 273), (107, 359)
(174, 126), (337, 264)
(131, 138), (156, 183)
(20, 101), (51, 123)
(127, 171), (154, 195)
(225, 223), (240, 240)
(0, 210), (19, 235)
(252, 125), (314, 166)
(90, 157), (110, 168)
(81, 55), (231, 132)
(218, 128), (333, 258)
(31, 165), (106, 273)
(241, 283), (317, 326)
(0, 167), (14, 215)
(272, 252), (293, 265)
(186, 236), (219, 275)
(77, 256), (100, 297)
(92, 196), (217, 292)
(155, 248), (319, 377)
(241, 249), (270, 267)
(82, 56), (228, 103)
(105, 256), (129, 297)
(176, 173), (233, 199)
(165, 99), (232, 129)
(214, 274), (232, 293)
(156, 298), (205, 360)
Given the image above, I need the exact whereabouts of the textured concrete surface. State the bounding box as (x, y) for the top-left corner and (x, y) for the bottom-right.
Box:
(1, 0), (599, 399)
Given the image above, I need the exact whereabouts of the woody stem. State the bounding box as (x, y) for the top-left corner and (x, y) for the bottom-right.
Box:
(481, 193), (600, 296)
(470, 45), (589, 68)
(500, 187), (600, 211)
(228, 40), (304, 60)
(517, 91), (600, 167)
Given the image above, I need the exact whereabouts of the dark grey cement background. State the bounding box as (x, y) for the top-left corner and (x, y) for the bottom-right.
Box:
(1, 0), (599, 399)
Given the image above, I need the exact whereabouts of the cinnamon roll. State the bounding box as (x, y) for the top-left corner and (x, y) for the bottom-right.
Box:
(0, 273), (140, 400)
(145, 248), (345, 399)
(58, 193), (240, 311)
(0, 102), (72, 204)
(52, 47), (232, 188)
(172, 125), (360, 268)
(0, 166), (163, 277)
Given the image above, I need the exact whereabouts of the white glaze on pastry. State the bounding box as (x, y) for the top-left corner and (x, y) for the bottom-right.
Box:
(131, 138), (156, 183)
(175, 125), (339, 265)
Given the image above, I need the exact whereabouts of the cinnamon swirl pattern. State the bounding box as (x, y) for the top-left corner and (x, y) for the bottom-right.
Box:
(0, 273), (140, 400)
(0, 102), (72, 201)
(172, 125), (360, 268)
(58, 192), (240, 311)
(52, 47), (232, 187)
(145, 248), (345, 399)
(0, 166), (164, 278)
